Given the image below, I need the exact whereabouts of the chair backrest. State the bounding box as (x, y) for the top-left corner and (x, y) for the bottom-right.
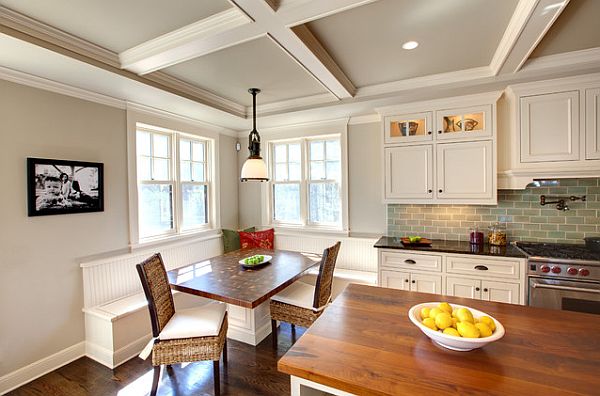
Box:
(312, 241), (342, 310)
(136, 253), (175, 338)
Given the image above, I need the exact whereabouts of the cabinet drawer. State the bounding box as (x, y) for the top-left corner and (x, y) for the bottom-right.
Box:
(380, 251), (442, 272)
(445, 255), (520, 280)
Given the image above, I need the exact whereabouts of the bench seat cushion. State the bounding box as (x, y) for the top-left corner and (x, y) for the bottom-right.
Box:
(271, 281), (315, 310)
(159, 301), (226, 340)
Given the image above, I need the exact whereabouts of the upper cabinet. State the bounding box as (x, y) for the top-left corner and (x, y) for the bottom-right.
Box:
(377, 92), (501, 205)
(500, 73), (600, 189)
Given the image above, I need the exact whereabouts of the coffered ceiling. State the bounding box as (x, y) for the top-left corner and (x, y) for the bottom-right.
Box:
(1, 0), (600, 130)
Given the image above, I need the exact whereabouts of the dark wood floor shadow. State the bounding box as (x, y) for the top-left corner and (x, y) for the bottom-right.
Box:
(8, 324), (305, 396)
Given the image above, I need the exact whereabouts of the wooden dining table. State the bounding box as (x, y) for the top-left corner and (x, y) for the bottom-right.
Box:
(278, 283), (600, 395)
(167, 247), (321, 345)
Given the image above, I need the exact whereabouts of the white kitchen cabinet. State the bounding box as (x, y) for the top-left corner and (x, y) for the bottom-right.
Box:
(520, 91), (580, 163)
(586, 88), (600, 160)
(446, 277), (520, 304)
(384, 112), (433, 144)
(436, 141), (493, 200)
(436, 105), (492, 141)
(380, 270), (442, 294)
(384, 145), (433, 200)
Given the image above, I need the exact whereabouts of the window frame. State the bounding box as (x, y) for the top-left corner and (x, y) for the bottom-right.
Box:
(127, 108), (221, 248)
(263, 119), (349, 234)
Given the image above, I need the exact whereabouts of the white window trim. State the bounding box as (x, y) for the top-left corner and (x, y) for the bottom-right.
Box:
(126, 106), (221, 249)
(260, 118), (349, 235)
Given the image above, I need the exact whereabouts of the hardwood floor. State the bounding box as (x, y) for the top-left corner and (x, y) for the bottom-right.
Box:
(9, 324), (305, 396)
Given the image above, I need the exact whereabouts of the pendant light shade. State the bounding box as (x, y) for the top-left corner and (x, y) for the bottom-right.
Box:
(241, 88), (269, 182)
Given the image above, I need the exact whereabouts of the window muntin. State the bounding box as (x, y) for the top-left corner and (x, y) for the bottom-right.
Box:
(136, 126), (211, 240)
(270, 136), (342, 229)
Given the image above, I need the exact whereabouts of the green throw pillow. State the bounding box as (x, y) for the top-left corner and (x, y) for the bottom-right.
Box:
(222, 227), (256, 253)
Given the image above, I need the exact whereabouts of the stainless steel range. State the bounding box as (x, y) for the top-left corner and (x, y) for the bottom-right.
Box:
(516, 241), (600, 315)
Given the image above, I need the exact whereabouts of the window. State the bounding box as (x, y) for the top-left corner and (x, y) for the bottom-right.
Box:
(269, 134), (346, 231)
(135, 124), (212, 241)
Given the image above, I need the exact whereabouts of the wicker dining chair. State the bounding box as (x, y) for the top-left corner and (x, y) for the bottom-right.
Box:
(270, 241), (341, 348)
(136, 253), (228, 396)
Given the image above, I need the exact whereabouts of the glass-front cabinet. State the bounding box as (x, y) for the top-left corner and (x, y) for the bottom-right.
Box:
(436, 105), (492, 140)
(384, 112), (433, 144)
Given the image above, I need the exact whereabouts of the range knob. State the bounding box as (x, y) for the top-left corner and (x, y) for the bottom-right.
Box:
(551, 266), (562, 274)
(567, 267), (578, 275)
(540, 265), (550, 273)
(579, 268), (590, 277)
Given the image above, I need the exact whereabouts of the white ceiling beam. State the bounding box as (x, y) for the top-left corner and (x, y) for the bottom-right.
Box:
(492, 0), (570, 75)
(232, 0), (355, 99)
(277, 0), (380, 26)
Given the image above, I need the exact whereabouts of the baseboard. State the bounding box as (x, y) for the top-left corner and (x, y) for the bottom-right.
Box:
(0, 342), (85, 395)
(84, 341), (114, 369)
(114, 334), (152, 368)
(86, 333), (152, 369)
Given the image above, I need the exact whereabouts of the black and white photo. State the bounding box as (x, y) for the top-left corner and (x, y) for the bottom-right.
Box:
(27, 157), (104, 216)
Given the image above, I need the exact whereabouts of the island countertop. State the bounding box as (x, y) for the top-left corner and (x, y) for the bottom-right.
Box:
(374, 236), (527, 258)
(278, 284), (600, 395)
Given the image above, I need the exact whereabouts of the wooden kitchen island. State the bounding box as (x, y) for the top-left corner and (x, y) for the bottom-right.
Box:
(278, 284), (600, 395)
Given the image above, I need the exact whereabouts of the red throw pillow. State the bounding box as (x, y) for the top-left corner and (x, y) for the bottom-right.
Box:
(239, 228), (274, 250)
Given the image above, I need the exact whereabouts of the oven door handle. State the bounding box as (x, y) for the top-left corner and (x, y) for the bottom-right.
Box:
(531, 283), (600, 294)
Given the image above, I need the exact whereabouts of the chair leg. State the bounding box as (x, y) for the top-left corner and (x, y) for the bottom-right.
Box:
(150, 365), (161, 396)
(213, 360), (220, 396)
(291, 323), (296, 341)
(222, 339), (228, 366)
(271, 319), (278, 349)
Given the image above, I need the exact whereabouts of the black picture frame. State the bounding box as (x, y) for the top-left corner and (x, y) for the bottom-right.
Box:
(27, 157), (104, 217)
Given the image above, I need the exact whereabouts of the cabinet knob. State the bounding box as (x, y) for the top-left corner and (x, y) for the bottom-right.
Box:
(404, 279), (409, 283)
(483, 288), (489, 292)
(428, 189), (432, 193)
(476, 287), (480, 291)
(438, 189), (443, 193)
(411, 280), (416, 284)
(427, 131), (432, 135)
(438, 130), (442, 134)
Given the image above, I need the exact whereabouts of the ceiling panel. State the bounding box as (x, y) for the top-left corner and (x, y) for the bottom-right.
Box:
(0, 0), (232, 52)
(160, 36), (331, 106)
(307, 0), (518, 87)
(530, 0), (600, 58)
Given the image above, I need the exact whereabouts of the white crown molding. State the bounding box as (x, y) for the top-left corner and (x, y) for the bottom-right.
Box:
(489, 0), (539, 75)
(348, 114), (380, 125)
(255, 92), (336, 115)
(0, 342), (85, 394)
(119, 8), (252, 74)
(0, 66), (127, 109)
(358, 66), (494, 99)
(250, 116), (350, 139)
(0, 6), (119, 67)
(521, 47), (600, 74)
(278, 0), (380, 26)
(375, 91), (503, 115)
(126, 102), (238, 137)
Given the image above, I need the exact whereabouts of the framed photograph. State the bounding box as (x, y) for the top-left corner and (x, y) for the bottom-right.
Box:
(27, 157), (104, 216)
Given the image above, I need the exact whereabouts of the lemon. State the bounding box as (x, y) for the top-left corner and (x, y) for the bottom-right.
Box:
(428, 307), (443, 320)
(475, 322), (493, 337)
(422, 317), (438, 331)
(443, 327), (460, 337)
(435, 312), (453, 329)
(438, 302), (452, 314)
(479, 316), (496, 332)
(451, 309), (459, 318)
(451, 317), (458, 328)
(457, 321), (480, 338)
(420, 307), (431, 321)
(456, 308), (474, 324)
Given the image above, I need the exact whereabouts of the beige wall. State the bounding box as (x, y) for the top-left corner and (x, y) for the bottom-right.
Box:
(236, 123), (386, 234)
(0, 80), (239, 376)
(0, 80), (129, 375)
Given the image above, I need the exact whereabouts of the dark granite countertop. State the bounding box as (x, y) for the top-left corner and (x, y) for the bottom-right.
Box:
(374, 236), (527, 258)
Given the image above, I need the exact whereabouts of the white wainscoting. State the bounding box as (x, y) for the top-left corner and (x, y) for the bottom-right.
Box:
(274, 233), (378, 273)
(80, 233), (223, 308)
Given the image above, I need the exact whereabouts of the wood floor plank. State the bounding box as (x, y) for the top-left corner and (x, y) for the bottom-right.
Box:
(8, 324), (303, 396)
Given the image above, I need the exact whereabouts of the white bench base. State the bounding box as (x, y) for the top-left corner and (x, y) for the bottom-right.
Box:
(226, 300), (277, 346)
(291, 376), (355, 396)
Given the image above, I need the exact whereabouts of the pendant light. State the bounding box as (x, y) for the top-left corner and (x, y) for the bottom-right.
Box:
(240, 88), (269, 182)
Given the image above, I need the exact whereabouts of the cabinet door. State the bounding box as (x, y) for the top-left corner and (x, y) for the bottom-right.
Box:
(436, 141), (493, 200)
(385, 145), (433, 199)
(481, 280), (519, 304)
(384, 112), (433, 144)
(520, 91), (580, 162)
(446, 277), (481, 300)
(380, 270), (410, 291)
(436, 105), (492, 140)
(410, 273), (442, 294)
(586, 88), (600, 160)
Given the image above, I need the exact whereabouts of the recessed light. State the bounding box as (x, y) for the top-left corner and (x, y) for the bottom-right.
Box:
(402, 41), (419, 50)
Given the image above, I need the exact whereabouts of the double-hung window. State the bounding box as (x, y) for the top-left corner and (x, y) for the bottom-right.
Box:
(269, 133), (346, 231)
(135, 124), (211, 241)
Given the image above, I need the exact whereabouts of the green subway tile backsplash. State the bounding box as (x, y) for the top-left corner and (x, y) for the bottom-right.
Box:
(387, 178), (600, 244)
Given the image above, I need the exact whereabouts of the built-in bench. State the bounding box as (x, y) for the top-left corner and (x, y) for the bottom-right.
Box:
(300, 268), (378, 300)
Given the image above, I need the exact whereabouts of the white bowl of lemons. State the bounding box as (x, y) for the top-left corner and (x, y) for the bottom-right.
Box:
(408, 302), (504, 351)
